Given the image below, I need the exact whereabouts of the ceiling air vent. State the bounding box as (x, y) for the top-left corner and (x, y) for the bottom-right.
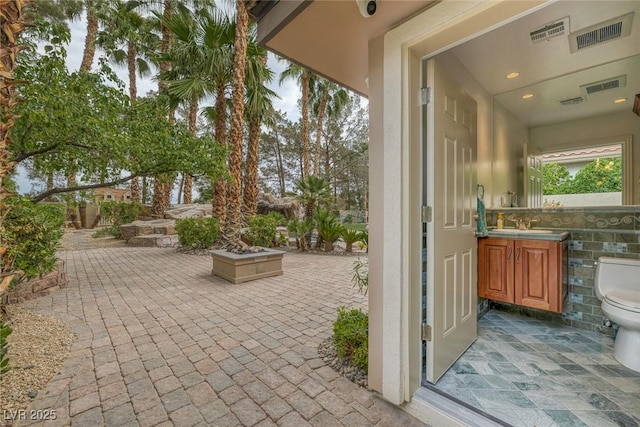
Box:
(529, 17), (570, 44)
(580, 75), (627, 97)
(569, 12), (634, 53)
(558, 96), (584, 106)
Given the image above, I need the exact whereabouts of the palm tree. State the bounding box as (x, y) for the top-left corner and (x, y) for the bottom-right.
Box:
(294, 175), (331, 221)
(279, 60), (315, 179)
(222, 0), (251, 246)
(79, 1), (114, 72)
(310, 78), (348, 176)
(242, 51), (277, 217)
(98, 1), (159, 201)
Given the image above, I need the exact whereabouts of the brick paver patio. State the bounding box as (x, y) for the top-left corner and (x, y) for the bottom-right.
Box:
(15, 235), (424, 427)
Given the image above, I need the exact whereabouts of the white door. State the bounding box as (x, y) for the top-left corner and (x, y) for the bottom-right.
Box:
(425, 58), (478, 383)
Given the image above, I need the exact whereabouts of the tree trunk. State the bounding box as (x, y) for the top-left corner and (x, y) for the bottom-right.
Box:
(183, 175), (192, 204)
(212, 83), (227, 225)
(152, 175), (171, 218)
(177, 174), (184, 204)
(130, 177), (140, 202)
(301, 73), (310, 179)
(80, 5), (98, 72)
(314, 88), (328, 176)
(0, 0), (27, 250)
(158, 0), (172, 94)
(223, 0), (249, 247)
(141, 176), (148, 203)
(127, 39), (137, 102)
(182, 95), (198, 206)
(243, 53), (267, 218)
(243, 116), (260, 217)
(275, 131), (286, 198)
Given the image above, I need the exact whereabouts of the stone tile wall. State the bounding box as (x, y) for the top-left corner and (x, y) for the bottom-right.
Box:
(483, 206), (640, 336)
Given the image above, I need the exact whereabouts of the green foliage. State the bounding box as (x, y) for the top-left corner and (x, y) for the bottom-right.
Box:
(0, 317), (11, 376)
(543, 158), (622, 195)
(333, 307), (368, 371)
(3, 198), (65, 281)
(99, 201), (146, 238)
(570, 157), (622, 193)
(245, 215), (278, 247)
(287, 217), (315, 251)
(175, 217), (220, 249)
(265, 211), (287, 227)
(351, 258), (369, 295)
(12, 41), (227, 202)
(317, 220), (344, 251)
(542, 163), (571, 195)
(341, 228), (361, 253)
(358, 230), (368, 250)
(294, 175), (332, 220)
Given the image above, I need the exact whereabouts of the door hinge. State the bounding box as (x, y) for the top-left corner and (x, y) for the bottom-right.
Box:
(420, 87), (431, 105)
(421, 205), (432, 223)
(421, 323), (432, 342)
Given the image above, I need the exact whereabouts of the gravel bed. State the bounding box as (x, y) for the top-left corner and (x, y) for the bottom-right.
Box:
(318, 337), (368, 388)
(0, 306), (75, 416)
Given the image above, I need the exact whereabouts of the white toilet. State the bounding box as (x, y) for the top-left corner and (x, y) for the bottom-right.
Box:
(595, 256), (640, 372)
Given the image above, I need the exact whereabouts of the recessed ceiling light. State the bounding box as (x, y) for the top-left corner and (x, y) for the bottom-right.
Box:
(506, 72), (520, 79)
(614, 97), (628, 104)
(522, 93), (534, 99)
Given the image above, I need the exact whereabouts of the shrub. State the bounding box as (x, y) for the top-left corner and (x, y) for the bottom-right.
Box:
(318, 220), (344, 252)
(287, 217), (314, 251)
(3, 197), (65, 281)
(265, 211), (287, 227)
(100, 201), (146, 238)
(342, 228), (361, 253)
(0, 318), (11, 376)
(245, 215), (278, 247)
(175, 217), (220, 249)
(358, 230), (368, 252)
(351, 258), (368, 295)
(333, 306), (368, 371)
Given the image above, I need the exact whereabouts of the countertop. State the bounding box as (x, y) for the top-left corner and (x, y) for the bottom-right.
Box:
(484, 229), (569, 241)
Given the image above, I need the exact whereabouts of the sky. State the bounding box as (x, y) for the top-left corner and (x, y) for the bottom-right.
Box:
(15, 13), (303, 195)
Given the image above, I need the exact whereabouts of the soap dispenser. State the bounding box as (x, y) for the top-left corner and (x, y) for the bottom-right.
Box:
(496, 212), (504, 230)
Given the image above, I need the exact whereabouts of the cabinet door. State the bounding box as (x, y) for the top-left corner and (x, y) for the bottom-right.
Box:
(515, 240), (562, 313)
(478, 238), (514, 303)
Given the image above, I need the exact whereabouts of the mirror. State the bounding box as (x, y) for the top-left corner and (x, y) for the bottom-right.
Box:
(494, 55), (639, 207)
(447, 0), (640, 208)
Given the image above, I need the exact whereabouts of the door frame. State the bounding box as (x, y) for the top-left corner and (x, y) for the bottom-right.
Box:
(375, 0), (552, 413)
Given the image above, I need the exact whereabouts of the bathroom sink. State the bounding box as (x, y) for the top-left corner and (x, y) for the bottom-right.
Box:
(491, 229), (554, 234)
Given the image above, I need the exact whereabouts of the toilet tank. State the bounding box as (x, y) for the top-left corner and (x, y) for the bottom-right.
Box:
(595, 257), (640, 300)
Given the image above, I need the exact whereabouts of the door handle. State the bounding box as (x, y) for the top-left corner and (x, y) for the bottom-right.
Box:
(515, 247), (521, 263)
(507, 246), (512, 262)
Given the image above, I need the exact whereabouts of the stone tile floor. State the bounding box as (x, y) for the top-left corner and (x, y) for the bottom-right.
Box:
(12, 233), (423, 427)
(433, 310), (640, 427)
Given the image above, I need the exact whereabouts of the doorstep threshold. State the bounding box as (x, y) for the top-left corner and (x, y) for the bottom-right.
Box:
(403, 385), (511, 427)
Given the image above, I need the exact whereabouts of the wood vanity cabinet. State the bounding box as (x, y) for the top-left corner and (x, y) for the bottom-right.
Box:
(478, 237), (568, 313)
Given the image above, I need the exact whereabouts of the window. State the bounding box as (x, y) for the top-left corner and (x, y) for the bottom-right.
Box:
(540, 136), (632, 207)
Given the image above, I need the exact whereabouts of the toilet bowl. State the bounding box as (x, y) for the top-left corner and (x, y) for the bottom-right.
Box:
(595, 257), (640, 372)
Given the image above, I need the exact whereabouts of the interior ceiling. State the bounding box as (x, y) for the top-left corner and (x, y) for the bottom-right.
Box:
(266, 0), (434, 96)
(449, 1), (640, 127)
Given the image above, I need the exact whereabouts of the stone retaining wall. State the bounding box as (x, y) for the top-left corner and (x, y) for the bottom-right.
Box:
(2, 261), (67, 304)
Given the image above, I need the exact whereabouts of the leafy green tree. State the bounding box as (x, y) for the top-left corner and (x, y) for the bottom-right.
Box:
(543, 158), (622, 195)
(12, 45), (226, 203)
(570, 157), (622, 193)
(542, 162), (571, 195)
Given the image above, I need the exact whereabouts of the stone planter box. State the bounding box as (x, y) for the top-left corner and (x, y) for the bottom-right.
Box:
(210, 248), (285, 284)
